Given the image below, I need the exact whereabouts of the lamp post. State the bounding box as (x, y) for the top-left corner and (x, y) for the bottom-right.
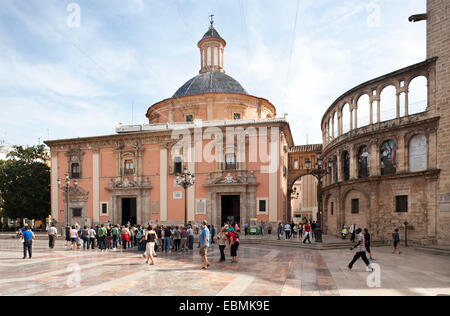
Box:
(305, 152), (333, 243)
(57, 173), (78, 233)
(176, 167), (195, 227)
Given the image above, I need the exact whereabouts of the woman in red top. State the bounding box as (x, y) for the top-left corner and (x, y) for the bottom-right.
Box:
(228, 228), (240, 263)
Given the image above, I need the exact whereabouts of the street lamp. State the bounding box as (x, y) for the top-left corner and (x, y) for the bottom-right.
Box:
(57, 173), (78, 233)
(176, 167), (195, 227)
(305, 152), (333, 243)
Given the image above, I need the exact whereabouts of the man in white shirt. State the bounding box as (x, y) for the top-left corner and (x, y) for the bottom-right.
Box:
(48, 223), (58, 249)
(284, 223), (291, 240)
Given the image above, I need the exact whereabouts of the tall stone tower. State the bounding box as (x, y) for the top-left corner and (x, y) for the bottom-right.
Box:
(427, 0), (450, 242)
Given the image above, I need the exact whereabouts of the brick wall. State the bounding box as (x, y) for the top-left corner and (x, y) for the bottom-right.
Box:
(428, 0), (450, 243)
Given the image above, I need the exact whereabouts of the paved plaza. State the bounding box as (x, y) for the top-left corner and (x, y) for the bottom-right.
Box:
(0, 239), (449, 296)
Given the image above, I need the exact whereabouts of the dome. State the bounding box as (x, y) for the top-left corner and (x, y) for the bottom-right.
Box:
(173, 71), (248, 98)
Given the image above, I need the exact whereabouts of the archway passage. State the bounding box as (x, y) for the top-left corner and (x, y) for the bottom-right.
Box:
(122, 198), (137, 226)
(221, 195), (240, 225)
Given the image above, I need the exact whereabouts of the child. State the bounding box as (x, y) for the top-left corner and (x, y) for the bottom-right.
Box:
(392, 229), (402, 254)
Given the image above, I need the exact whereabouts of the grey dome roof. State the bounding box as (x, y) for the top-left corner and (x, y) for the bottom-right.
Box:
(202, 26), (223, 40)
(173, 71), (248, 98)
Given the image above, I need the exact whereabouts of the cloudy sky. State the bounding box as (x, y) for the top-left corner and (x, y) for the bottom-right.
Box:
(0, 0), (427, 147)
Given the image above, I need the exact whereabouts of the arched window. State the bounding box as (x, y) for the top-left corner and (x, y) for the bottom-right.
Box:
(342, 151), (350, 181)
(333, 112), (338, 137)
(408, 76), (428, 115)
(380, 140), (397, 175)
(380, 85), (397, 122)
(358, 146), (369, 178)
(207, 47), (212, 66)
(342, 104), (350, 134)
(409, 134), (427, 172)
(357, 94), (371, 127)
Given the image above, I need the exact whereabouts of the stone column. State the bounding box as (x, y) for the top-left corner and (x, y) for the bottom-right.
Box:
(369, 101), (374, 125)
(376, 99), (381, 123)
(405, 92), (409, 116)
(93, 149), (100, 224)
(51, 152), (59, 221)
(396, 93), (400, 118)
(337, 150), (343, 182)
(160, 146), (168, 222)
(369, 142), (380, 176)
(349, 146), (357, 180)
(397, 134), (406, 173)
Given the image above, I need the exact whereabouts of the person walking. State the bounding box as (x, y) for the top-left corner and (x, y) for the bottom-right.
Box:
(144, 225), (158, 265)
(392, 229), (402, 254)
(48, 223), (58, 249)
(277, 222), (282, 240)
(217, 227), (227, 262)
(260, 222), (265, 237)
(199, 220), (210, 270)
(21, 226), (35, 259)
(65, 226), (71, 246)
(348, 228), (374, 272)
(303, 222), (312, 244)
(364, 228), (374, 261)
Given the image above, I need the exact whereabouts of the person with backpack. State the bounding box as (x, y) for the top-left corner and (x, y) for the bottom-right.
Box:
(144, 225), (158, 265)
(136, 226), (143, 251)
(111, 225), (119, 250)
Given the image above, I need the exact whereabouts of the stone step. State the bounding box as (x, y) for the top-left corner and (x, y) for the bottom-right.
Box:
(414, 247), (450, 256)
(240, 239), (385, 250)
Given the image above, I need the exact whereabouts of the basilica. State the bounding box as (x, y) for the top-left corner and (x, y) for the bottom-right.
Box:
(46, 21), (301, 229)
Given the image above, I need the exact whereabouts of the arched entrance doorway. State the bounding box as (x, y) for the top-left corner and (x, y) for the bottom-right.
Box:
(289, 175), (318, 223)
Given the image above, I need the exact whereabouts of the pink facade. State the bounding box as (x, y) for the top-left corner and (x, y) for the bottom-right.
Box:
(46, 23), (294, 229)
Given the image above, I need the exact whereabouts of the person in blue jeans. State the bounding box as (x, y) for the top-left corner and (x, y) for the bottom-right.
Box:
(21, 226), (35, 259)
(164, 226), (172, 252)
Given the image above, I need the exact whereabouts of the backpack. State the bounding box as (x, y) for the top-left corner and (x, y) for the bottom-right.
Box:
(112, 227), (118, 237)
(136, 229), (143, 239)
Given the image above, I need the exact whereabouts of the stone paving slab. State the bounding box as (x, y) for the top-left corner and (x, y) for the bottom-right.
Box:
(0, 240), (449, 296)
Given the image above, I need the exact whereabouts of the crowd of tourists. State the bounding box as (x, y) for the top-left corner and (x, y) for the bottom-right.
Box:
(17, 220), (403, 275)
